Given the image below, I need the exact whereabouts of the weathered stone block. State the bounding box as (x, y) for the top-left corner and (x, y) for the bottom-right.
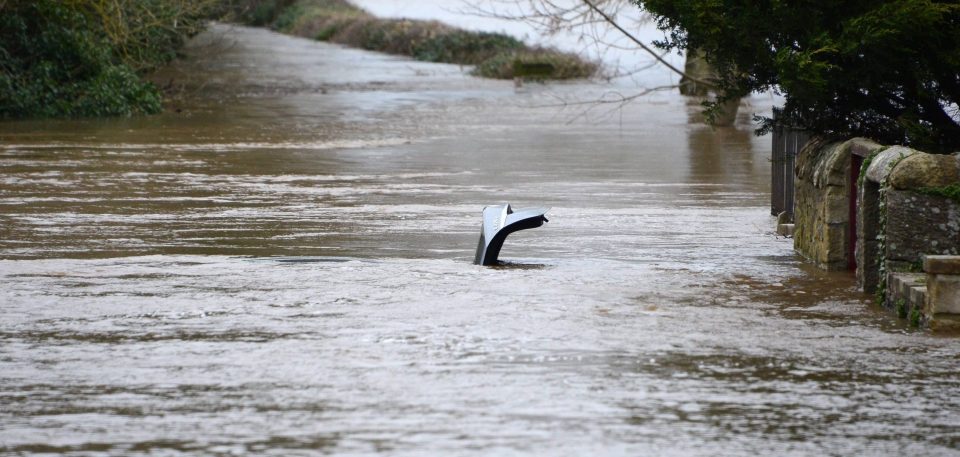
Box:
(824, 189), (848, 223)
(888, 153), (960, 190)
(857, 240), (880, 292)
(926, 275), (960, 314)
(891, 272), (924, 298)
(885, 190), (960, 263)
(924, 255), (960, 275)
(910, 285), (927, 309)
(777, 223), (795, 237)
(928, 314), (960, 333)
(825, 223), (848, 267)
(848, 138), (884, 158)
(857, 179), (882, 292)
(887, 272), (926, 312)
(796, 139), (834, 181)
(794, 139), (855, 271)
(818, 142), (851, 187)
(865, 146), (917, 184)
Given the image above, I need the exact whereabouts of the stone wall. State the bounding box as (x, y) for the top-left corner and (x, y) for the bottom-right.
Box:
(885, 190), (960, 265)
(856, 146), (918, 292)
(885, 153), (960, 273)
(858, 148), (960, 292)
(794, 138), (960, 330)
(793, 138), (882, 270)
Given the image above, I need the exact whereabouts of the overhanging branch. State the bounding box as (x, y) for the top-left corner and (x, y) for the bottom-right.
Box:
(580, 0), (715, 88)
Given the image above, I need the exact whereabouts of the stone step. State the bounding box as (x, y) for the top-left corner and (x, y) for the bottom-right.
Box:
(886, 272), (928, 324)
(777, 223), (795, 237)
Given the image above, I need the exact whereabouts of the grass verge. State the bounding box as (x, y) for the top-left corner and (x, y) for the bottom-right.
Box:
(271, 0), (596, 80)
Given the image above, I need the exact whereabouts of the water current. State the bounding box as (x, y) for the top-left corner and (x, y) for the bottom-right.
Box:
(1, 22), (958, 457)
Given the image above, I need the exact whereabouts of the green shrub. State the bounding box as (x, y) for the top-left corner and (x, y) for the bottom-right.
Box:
(412, 30), (523, 65)
(249, 0), (283, 26)
(272, 1), (310, 31)
(275, 0), (366, 34)
(473, 49), (597, 80)
(0, 1), (163, 118)
(0, 0), (213, 119)
(909, 308), (923, 327)
(895, 298), (908, 319)
(641, 0), (960, 152)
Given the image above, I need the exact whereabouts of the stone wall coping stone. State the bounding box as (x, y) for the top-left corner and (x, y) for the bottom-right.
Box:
(864, 146), (917, 184)
(796, 139), (836, 182)
(924, 255), (960, 275)
(888, 153), (960, 190)
(816, 141), (853, 187)
(848, 138), (883, 158)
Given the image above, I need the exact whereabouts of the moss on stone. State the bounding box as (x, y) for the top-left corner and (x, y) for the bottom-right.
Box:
(916, 183), (960, 204)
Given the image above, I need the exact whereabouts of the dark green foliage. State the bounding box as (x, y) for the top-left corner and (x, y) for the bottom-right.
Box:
(0, 0), (215, 119)
(639, 0), (960, 152)
(249, 0), (285, 26)
(215, 0), (298, 28)
(0, 1), (161, 118)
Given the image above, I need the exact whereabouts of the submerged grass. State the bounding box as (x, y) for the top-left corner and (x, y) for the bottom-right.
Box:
(271, 0), (596, 80)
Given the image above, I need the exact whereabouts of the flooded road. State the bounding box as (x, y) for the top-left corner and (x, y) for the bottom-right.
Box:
(1, 23), (958, 456)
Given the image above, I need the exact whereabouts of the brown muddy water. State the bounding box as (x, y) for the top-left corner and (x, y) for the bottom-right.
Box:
(1, 24), (958, 456)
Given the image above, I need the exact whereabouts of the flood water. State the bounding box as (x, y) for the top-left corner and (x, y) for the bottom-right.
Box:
(1, 23), (958, 457)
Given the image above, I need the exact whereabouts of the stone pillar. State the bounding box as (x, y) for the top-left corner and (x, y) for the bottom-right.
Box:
(850, 139), (884, 291)
(856, 178), (881, 292)
(793, 139), (855, 270)
(924, 255), (960, 331)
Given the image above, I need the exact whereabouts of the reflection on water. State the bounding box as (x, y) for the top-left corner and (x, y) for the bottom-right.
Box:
(1, 23), (958, 456)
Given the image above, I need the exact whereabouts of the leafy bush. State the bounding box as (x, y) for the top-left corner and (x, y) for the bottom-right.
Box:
(473, 50), (598, 80)
(0, 0), (213, 119)
(412, 30), (523, 65)
(0, 2), (162, 118)
(244, 0), (284, 26)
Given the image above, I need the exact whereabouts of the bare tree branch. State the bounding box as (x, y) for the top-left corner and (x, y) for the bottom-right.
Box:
(460, 0), (714, 86)
(578, 0), (713, 88)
